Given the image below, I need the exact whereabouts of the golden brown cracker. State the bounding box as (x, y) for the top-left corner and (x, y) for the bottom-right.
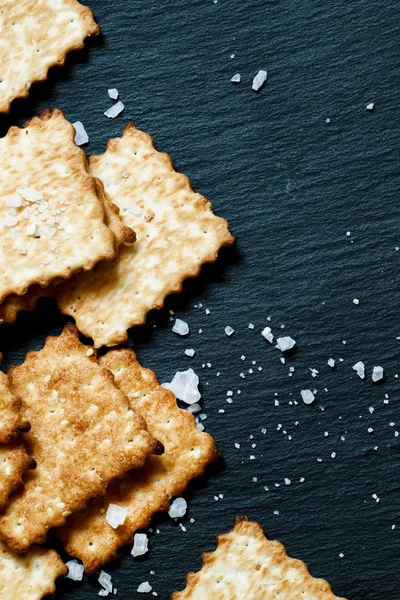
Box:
(0, 443), (31, 511)
(0, 0), (99, 113)
(0, 325), (159, 554)
(0, 540), (67, 600)
(58, 347), (218, 574)
(0, 371), (28, 444)
(55, 124), (234, 347)
(0, 108), (116, 304)
(171, 516), (347, 600)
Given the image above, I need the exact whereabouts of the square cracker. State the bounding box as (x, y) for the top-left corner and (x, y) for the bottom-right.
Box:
(0, 324), (160, 554)
(0, 108), (116, 304)
(55, 124), (234, 347)
(0, 540), (67, 600)
(58, 347), (218, 574)
(171, 516), (347, 600)
(0, 0), (99, 113)
(0, 177), (135, 325)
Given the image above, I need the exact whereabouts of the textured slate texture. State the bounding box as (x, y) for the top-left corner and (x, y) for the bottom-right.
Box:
(0, 1), (399, 598)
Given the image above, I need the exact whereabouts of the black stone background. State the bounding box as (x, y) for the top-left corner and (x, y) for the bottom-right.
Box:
(0, 1), (399, 598)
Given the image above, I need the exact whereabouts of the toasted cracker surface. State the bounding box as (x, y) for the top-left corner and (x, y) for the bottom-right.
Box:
(0, 325), (158, 554)
(0, 177), (135, 325)
(0, 108), (116, 304)
(0, 1), (99, 113)
(55, 124), (234, 347)
(0, 443), (30, 511)
(0, 540), (67, 600)
(58, 347), (218, 573)
(0, 371), (26, 443)
(171, 516), (347, 600)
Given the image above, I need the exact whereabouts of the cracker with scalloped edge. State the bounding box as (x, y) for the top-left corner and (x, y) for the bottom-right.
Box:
(171, 516), (348, 600)
(0, 443), (31, 511)
(55, 124), (234, 347)
(0, 540), (67, 600)
(0, 0), (99, 113)
(58, 347), (218, 574)
(0, 371), (29, 444)
(0, 325), (160, 554)
(0, 108), (116, 305)
(0, 177), (135, 325)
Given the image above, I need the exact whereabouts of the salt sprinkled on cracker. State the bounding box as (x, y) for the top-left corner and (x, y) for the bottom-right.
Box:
(0, 325), (158, 554)
(171, 516), (347, 600)
(162, 368), (201, 405)
(65, 559), (84, 581)
(0, 371), (28, 444)
(106, 504), (128, 529)
(73, 121), (89, 146)
(58, 348), (218, 573)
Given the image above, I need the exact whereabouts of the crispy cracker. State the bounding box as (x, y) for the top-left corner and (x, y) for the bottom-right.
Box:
(55, 124), (234, 347)
(58, 347), (218, 574)
(0, 108), (116, 304)
(171, 516), (347, 600)
(0, 325), (159, 554)
(0, 1), (99, 113)
(0, 443), (31, 511)
(0, 371), (28, 443)
(0, 177), (135, 325)
(0, 540), (67, 600)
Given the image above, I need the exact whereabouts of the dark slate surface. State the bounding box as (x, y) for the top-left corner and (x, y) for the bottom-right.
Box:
(0, 1), (399, 598)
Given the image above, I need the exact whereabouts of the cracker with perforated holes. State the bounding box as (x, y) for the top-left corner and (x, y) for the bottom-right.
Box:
(0, 108), (117, 305)
(0, 540), (67, 600)
(54, 124), (234, 347)
(0, 371), (29, 443)
(0, 325), (160, 554)
(0, 177), (135, 325)
(171, 516), (348, 600)
(0, 0), (99, 113)
(57, 347), (218, 573)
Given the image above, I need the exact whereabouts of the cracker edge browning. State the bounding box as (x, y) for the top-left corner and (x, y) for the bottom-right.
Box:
(0, 0), (100, 113)
(0, 372), (30, 444)
(0, 443), (32, 512)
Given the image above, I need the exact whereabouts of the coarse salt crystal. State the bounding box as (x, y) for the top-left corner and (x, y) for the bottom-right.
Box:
(366, 102), (374, 111)
(276, 336), (296, 352)
(353, 298), (359, 305)
(6, 193), (22, 208)
(352, 361), (365, 379)
(98, 571), (113, 594)
(261, 326), (274, 343)
(73, 121), (89, 146)
(65, 559), (84, 581)
(162, 368), (201, 404)
(108, 88), (119, 99)
(168, 497), (187, 519)
(104, 101), (125, 118)
(372, 366), (384, 382)
(225, 326), (234, 336)
(131, 533), (148, 557)
(231, 73), (241, 83)
(173, 319), (189, 336)
(301, 389), (315, 405)
(328, 358), (335, 368)
(252, 69), (267, 91)
(21, 187), (43, 202)
(137, 581), (152, 593)
(184, 348), (195, 357)
(105, 503), (128, 529)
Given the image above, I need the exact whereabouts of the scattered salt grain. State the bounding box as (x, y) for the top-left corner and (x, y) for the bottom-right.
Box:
(108, 88), (119, 99)
(372, 366), (384, 382)
(353, 298), (359, 305)
(261, 326), (274, 343)
(328, 358), (335, 368)
(106, 504), (128, 529)
(65, 559), (84, 581)
(301, 389), (315, 405)
(98, 571), (113, 595)
(252, 69), (267, 91)
(173, 319), (189, 336)
(168, 497), (187, 519)
(248, 323), (255, 329)
(137, 581), (152, 593)
(131, 533), (149, 557)
(6, 194), (22, 208)
(339, 553), (344, 559)
(73, 121), (89, 146)
(284, 478), (291, 486)
(225, 326), (235, 337)
(352, 361), (365, 379)
(366, 102), (374, 111)
(104, 101), (125, 118)
(162, 368), (201, 404)
(21, 187), (43, 202)
(276, 336), (296, 352)
(184, 348), (195, 357)
(187, 403), (201, 413)
(231, 73), (241, 83)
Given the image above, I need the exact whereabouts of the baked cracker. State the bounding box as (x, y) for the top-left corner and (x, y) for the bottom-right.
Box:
(58, 347), (218, 574)
(0, 443), (31, 511)
(0, 371), (29, 443)
(0, 1), (99, 113)
(0, 177), (135, 325)
(171, 516), (348, 600)
(0, 108), (117, 304)
(0, 540), (67, 600)
(55, 124), (234, 347)
(0, 325), (160, 554)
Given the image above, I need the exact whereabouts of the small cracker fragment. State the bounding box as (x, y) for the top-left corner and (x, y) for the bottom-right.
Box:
(0, 325), (159, 554)
(171, 516), (347, 600)
(0, 108), (116, 304)
(56, 124), (234, 347)
(0, 1), (100, 113)
(0, 541), (67, 600)
(0, 443), (31, 511)
(0, 371), (28, 443)
(58, 348), (218, 574)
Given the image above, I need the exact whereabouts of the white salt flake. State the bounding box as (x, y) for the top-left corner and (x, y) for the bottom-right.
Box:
(173, 319), (189, 336)
(65, 559), (84, 581)
(261, 326), (274, 343)
(328, 358), (335, 368)
(301, 389), (315, 405)
(137, 581), (152, 593)
(108, 88), (119, 99)
(225, 326), (234, 337)
(104, 101), (125, 118)
(276, 336), (296, 352)
(372, 366), (384, 382)
(366, 102), (374, 111)
(168, 497), (187, 519)
(131, 533), (149, 557)
(105, 503), (128, 529)
(73, 121), (89, 146)
(352, 361), (365, 379)
(231, 73), (241, 83)
(353, 298), (359, 305)
(184, 348), (195, 357)
(252, 69), (267, 91)
(6, 193), (22, 208)
(162, 368), (201, 405)
(98, 571), (113, 595)
(21, 187), (43, 202)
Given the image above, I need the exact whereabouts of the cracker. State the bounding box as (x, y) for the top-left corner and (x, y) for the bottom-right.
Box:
(0, 177), (135, 325)
(171, 516), (347, 600)
(0, 443), (31, 511)
(0, 540), (67, 600)
(0, 1), (99, 113)
(0, 108), (116, 304)
(0, 371), (29, 443)
(55, 124), (234, 347)
(0, 325), (160, 554)
(58, 347), (218, 574)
